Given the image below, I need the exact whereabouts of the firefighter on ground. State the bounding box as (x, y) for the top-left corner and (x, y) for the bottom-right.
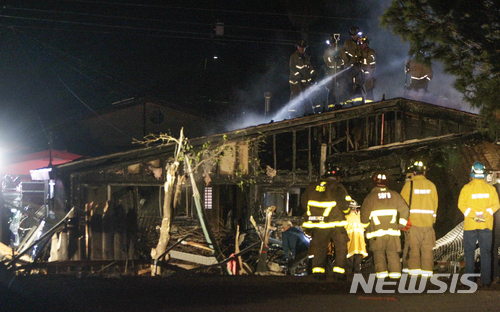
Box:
(301, 163), (351, 280)
(361, 172), (409, 279)
(289, 40), (316, 113)
(458, 161), (500, 287)
(323, 34), (343, 109)
(400, 160), (438, 277)
(358, 36), (376, 103)
(340, 26), (364, 106)
(345, 199), (368, 273)
(405, 54), (433, 92)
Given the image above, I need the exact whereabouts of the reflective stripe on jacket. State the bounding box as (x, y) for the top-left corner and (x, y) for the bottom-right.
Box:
(400, 175), (438, 227)
(301, 178), (350, 229)
(458, 178), (500, 230)
(289, 50), (315, 83)
(361, 187), (409, 239)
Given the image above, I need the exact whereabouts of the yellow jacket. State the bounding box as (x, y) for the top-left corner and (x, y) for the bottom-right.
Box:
(400, 175), (438, 227)
(458, 178), (500, 230)
(345, 211), (368, 258)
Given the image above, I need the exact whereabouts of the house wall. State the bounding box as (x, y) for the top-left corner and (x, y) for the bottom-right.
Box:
(54, 99), (485, 261)
(79, 101), (210, 154)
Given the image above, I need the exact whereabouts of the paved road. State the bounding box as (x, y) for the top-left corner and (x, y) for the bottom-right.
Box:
(2, 273), (500, 312)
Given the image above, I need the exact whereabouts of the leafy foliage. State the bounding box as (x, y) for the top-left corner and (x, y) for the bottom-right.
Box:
(380, 0), (500, 136)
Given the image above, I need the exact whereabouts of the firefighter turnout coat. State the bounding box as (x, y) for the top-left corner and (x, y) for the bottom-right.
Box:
(400, 174), (438, 276)
(323, 45), (343, 76)
(400, 175), (438, 227)
(359, 46), (376, 102)
(289, 50), (315, 92)
(301, 177), (351, 275)
(405, 59), (433, 91)
(458, 178), (500, 231)
(301, 178), (350, 230)
(361, 186), (409, 239)
(342, 37), (361, 67)
(361, 186), (409, 278)
(340, 37), (364, 104)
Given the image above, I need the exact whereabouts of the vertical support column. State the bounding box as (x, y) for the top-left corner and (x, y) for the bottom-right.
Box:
(308, 127), (312, 180)
(273, 134), (277, 171)
(420, 114), (424, 138)
(401, 111), (406, 142)
(292, 131), (297, 183)
(328, 123), (332, 155)
(365, 117), (370, 148)
(395, 112), (402, 142)
(346, 120), (350, 152)
(381, 113), (385, 145)
(320, 143), (327, 177)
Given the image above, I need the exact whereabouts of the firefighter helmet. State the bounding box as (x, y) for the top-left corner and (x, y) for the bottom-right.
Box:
(359, 36), (369, 45)
(349, 26), (361, 37)
(349, 200), (360, 209)
(324, 163), (343, 178)
(296, 40), (308, 48)
(470, 161), (485, 179)
(409, 160), (426, 174)
(373, 172), (389, 187)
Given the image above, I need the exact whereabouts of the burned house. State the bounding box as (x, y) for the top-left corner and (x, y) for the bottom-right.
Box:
(75, 97), (218, 155)
(40, 98), (500, 267)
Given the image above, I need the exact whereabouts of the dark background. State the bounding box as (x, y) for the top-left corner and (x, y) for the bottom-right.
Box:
(0, 0), (474, 158)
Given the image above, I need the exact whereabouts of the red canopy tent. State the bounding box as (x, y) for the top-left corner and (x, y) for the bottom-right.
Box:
(1, 150), (82, 177)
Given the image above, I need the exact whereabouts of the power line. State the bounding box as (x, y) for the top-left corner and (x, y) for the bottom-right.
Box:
(6, 6), (308, 36)
(58, 0), (368, 21)
(2, 3), (366, 41)
(3, 23), (300, 46)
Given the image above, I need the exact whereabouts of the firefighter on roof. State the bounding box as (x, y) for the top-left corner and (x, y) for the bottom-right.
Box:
(405, 55), (433, 92)
(458, 161), (500, 288)
(361, 172), (409, 279)
(323, 34), (343, 109)
(400, 160), (438, 277)
(301, 163), (351, 280)
(358, 36), (376, 103)
(289, 40), (316, 112)
(340, 26), (364, 106)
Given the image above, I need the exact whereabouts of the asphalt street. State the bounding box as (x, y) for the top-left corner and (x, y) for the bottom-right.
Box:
(2, 273), (500, 312)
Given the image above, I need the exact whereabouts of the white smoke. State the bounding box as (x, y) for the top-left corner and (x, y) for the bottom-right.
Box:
(361, 0), (473, 112)
(224, 0), (476, 132)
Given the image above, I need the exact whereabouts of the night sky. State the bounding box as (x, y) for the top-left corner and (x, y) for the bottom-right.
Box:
(0, 0), (476, 159)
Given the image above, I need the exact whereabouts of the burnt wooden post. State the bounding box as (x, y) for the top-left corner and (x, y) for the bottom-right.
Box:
(292, 130), (296, 183)
(114, 203), (127, 260)
(59, 231), (68, 261)
(365, 117), (370, 148)
(346, 120), (350, 152)
(90, 205), (103, 260)
(419, 114), (424, 139)
(308, 127), (312, 180)
(395, 112), (402, 142)
(102, 202), (114, 260)
(328, 123), (333, 154)
(49, 233), (58, 261)
(273, 134), (277, 171)
(126, 207), (138, 260)
(401, 111), (406, 142)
